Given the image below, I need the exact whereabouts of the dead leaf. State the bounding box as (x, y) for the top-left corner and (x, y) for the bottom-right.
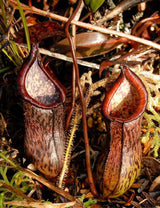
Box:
(14, 21), (64, 44)
(142, 156), (160, 176)
(149, 176), (160, 192)
(56, 32), (127, 58)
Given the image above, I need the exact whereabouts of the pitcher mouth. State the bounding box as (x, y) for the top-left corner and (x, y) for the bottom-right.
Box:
(102, 65), (148, 123)
(18, 44), (66, 109)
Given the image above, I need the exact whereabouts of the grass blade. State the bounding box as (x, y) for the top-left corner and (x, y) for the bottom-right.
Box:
(0, 0), (7, 27)
(10, 41), (22, 65)
(16, 0), (31, 52)
(0, 67), (9, 73)
(2, 48), (18, 67)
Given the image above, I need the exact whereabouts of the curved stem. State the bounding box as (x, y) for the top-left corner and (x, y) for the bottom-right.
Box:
(66, 1), (84, 131)
(65, 0), (98, 197)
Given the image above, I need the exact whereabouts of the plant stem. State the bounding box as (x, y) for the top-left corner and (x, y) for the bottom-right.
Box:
(65, 0), (98, 197)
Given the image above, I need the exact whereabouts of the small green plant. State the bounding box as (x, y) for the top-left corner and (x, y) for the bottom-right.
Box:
(16, 0), (30, 52)
(84, 0), (105, 13)
(0, 151), (34, 207)
(80, 194), (97, 208)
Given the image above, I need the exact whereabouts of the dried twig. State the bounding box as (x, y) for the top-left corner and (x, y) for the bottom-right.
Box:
(0, 151), (76, 202)
(4, 201), (76, 208)
(96, 0), (149, 24)
(9, 0), (160, 50)
(24, 168), (75, 202)
(0, 182), (37, 202)
(17, 44), (100, 69)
